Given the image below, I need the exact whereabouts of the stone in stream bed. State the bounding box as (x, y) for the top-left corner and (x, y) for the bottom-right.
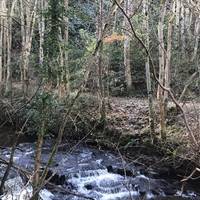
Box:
(45, 170), (66, 185)
(84, 184), (93, 190)
(106, 165), (135, 177)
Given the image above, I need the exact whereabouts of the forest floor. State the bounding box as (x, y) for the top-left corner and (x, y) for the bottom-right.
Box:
(107, 97), (149, 135)
(106, 97), (199, 140)
(99, 97), (200, 177)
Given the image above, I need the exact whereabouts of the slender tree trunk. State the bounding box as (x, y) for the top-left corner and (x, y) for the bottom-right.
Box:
(38, 0), (45, 68)
(97, 0), (106, 122)
(157, 1), (166, 100)
(175, 0), (181, 26)
(191, 16), (200, 61)
(33, 119), (45, 200)
(174, 0), (181, 77)
(63, 0), (70, 93)
(143, 0), (155, 141)
(3, 20), (6, 83)
(107, 7), (118, 102)
(0, 0), (6, 87)
(0, 0), (4, 85)
(5, 0), (17, 95)
(0, 18), (3, 84)
(20, 0), (38, 97)
(58, 0), (70, 98)
(5, 18), (12, 95)
(164, 7), (174, 105)
(123, 0), (132, 93)
(180, 0), (186, 56)
(185, 7), (192, 40)
(20, 0), (25, 82)
(157, 0), (167, 140)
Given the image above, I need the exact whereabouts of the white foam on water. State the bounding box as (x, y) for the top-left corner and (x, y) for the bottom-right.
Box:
(1, 177), (54, 200)
(100, 191), (139, 200)
(146, 192), (154, 199)
(68, 167), (138, 199)
(136, 174), (149, 180)
(176, 190), (197, 198)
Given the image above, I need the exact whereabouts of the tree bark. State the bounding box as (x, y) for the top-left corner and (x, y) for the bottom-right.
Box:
(180, 0), (186, 56)
(191, 16), (200, 61)
(0, 0), (6, 85)
(96, 0), (106, 122)
(0, 18), (3, 84)
(123, 0), (133, 93)
(63, 0), (70, 93)
(174, 0), (181, 77)
(5, 0), (18, 95)
(143, 0), (155, 141)
(157, 0), (167, 140)
(20, 0), (38, 97)
(38, 0), (45, 68)
(33, 119), (45, 200)
(58, 0), (70, 98)
(164, 8), (174, 105)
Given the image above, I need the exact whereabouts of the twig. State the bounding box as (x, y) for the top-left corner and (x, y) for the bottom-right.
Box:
(179, 72), (199, 102)
(181, 167), (200, 182)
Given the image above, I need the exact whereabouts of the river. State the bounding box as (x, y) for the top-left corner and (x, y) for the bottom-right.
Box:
(0, 142), (199, 200)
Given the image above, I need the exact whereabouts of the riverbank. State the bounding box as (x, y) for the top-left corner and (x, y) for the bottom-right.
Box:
(0, 95), (200, 193)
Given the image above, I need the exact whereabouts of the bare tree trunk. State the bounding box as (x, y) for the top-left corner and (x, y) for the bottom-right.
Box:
(0, 18), (3, 84)
(185, 7), (190, 32)
(180, 0), (186, 56)
(5, 0), (18, 95)
(123, 0), (133, 93)
(107, 6), (118, 102)
(157, 1), (166, 99)
(97, 0), (106, 122)
(33, 119), (45, 200)
(174, 0), (181, 77)
(20, 0), (38, 97)
(5, 15), (11, 95)
(191, 16), (200, 61)
(157, 0), (167, 140)
(20, 0), (25, 82)
(38, 0), (45, 68)
(143, 0), (155, 141)
(175, 0), (181, 26)
(164, 8), (174, 105)
(3, 19), (6, 82)
(58, 0), (70, 98)
(63, 0), (70, 93)
(0, 0), (6, 87)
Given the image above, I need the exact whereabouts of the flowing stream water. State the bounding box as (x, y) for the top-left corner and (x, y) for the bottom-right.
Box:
(0, 142), (199, 200)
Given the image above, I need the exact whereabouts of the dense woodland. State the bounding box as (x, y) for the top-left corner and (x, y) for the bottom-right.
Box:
(0, 0), (200, 199)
